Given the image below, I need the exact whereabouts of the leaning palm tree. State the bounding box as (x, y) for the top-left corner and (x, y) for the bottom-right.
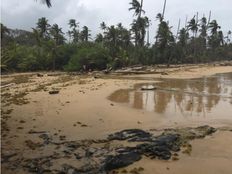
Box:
(129, 0), (144, 17)
(208, 20), (221, 35)
(68, 19), (78, 29)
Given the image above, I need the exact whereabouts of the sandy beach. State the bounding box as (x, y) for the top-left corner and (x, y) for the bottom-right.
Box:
(1, 64), (232, 174)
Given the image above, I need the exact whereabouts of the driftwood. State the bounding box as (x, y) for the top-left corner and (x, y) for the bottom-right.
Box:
(1, 83), (15, 88)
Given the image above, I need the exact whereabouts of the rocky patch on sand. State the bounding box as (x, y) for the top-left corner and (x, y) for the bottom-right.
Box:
(1, 126), (217, 173)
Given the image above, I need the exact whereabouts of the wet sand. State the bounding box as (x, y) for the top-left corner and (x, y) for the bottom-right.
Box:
(120, 131), (232, 174)
(1, 64), (232, 173)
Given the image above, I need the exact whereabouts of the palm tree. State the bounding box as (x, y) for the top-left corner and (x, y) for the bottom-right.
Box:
(80, 26), (91, 42)
(187, 17), (198, 38)
(199, 17), (208, 49)
(156, 13), (163, 23)
(100, 22), (107, 31)
(155, 20), (174, 63)
(129, 0), (144, 17)
(161, 0), (167, 20)
(208, 20), (221, 35)
(208, 20), (222, 49)
(177, 28), (189, 62)
(50, 24), (65, 45)
(69, 19), (78, 29)
(199, 17), (207, 38)
(68, 19), (79, 43)
(129, 0), (148, 46)
(178, 28), (189, 47)
(36, 17), (50, 38)
(50, 24), (65, 71)
(95, 33), (104, 43)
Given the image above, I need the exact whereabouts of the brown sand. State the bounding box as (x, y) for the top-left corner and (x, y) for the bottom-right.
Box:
(1, 64), (232, 173)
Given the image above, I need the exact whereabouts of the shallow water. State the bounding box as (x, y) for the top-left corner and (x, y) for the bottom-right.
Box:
(109, 73), (232, 119)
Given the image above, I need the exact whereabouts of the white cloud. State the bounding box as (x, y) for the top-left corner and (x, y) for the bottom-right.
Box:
(1, 0), (232, 41)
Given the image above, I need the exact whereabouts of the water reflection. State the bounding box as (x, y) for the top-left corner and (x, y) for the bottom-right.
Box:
(109, 73), (232, 117)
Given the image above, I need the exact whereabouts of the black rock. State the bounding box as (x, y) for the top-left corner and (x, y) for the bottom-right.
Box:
(108, 129), (152, 142)
(104, 152), (141, 171)
(137, 134), (181, 160)
(153, 134), (181, 151)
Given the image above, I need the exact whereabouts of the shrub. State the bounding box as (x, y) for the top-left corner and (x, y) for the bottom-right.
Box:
(64, 44), (110, 71)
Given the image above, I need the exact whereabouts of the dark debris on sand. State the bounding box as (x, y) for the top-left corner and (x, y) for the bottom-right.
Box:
(1, 125), (217, 173)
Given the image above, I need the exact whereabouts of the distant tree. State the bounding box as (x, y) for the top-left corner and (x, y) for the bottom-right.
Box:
(155, 20), (174, 64)
(100, 22), (107, 31)
(129, 0), (148, 46)
(225, 30), (231, 44)
(129, 0), (144, 17)
(50, 24), (65, 45)
(208, 20), (222, 49)
(208, 20), (221, 35)
(177, 28), (189, 62)
(80, 26), (91, 42)
(36, 17), (50, 39)
(187, 17), (199, 38)
(95, 33), (104, 43)
(68, 19), (79, 43)
(199, 17), (208, 50)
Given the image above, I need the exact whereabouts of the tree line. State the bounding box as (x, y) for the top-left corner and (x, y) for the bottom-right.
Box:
(1, 0), (232, 72)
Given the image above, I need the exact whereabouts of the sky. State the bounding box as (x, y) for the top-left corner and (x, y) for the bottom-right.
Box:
(1, 0), (232, 41)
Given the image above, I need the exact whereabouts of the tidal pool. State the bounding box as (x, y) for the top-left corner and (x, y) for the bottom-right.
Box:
(109, 73), (232, 119)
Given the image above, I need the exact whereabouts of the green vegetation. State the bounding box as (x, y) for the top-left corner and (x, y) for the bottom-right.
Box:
(1, 0), (232, 72)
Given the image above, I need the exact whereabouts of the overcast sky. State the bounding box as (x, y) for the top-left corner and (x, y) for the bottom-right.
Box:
(1, 0), (232, 40)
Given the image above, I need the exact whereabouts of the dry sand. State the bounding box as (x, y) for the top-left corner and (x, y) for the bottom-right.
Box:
(1, 64), (232, 173)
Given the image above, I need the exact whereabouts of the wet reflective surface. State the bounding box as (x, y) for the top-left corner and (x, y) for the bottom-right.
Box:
(109, 73), (232, 118)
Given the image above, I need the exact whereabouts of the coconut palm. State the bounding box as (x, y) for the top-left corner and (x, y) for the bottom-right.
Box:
(187, 17), (199, 37)
(68, 19), (79, 43)
(178, 28), (189, 47)
(100, 22), (107, 31)
(95, 33), (104, 43)
(155, 20), (174, 63)
(69, 19), (78, 29)
(80, 26), (91, 42)
(36, 17), (50, 38)
(129, 0), (148, 46)
(129, 0), (144, 17)
(50, 24), (65, 45)
(199, 17), (207, 38)
(208, 20), (221, 35)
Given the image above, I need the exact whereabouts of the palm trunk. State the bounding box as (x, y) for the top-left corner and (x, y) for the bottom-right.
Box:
(162, 0), (167, 20)
(176, 18), (181, 38)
